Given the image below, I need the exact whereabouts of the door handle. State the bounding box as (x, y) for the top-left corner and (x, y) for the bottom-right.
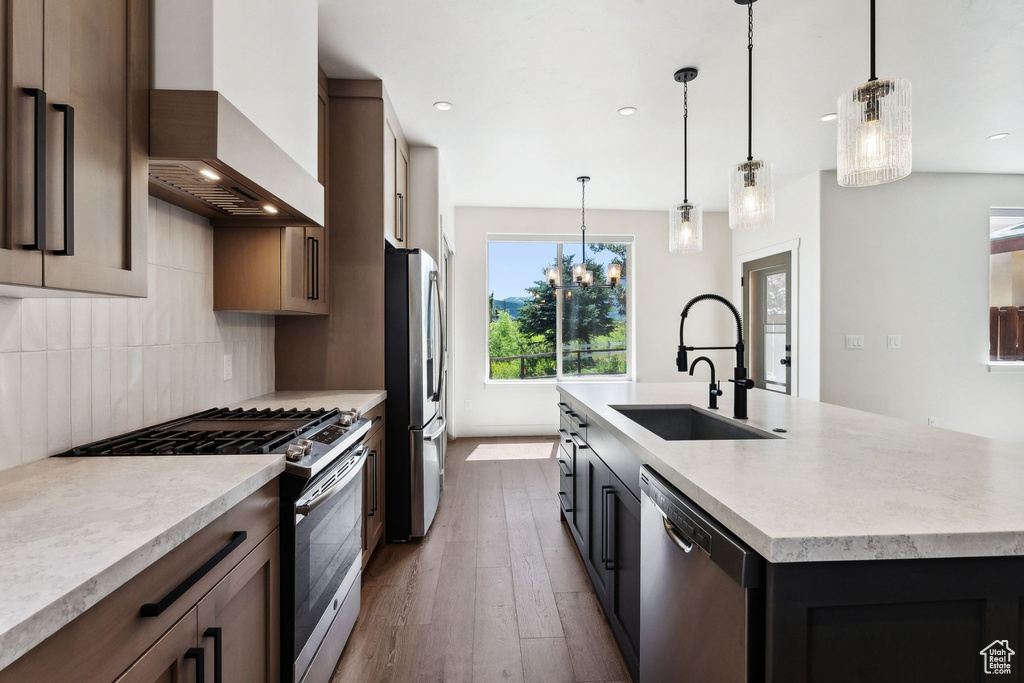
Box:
(397, 192), (405, 242)
(780, 357), (791, 367)
(603, 487), (616, 570)
(141, 531), (247, 616)
(52, 104), (75, 255)
(313, 237), (320, 300)
(22, 88), (46, 251)
(307, 236), (315, 300)
(184, 647), (205, 683)
(203, 627), (222, 683)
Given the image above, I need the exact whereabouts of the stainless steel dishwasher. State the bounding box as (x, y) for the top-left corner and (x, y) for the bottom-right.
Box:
(639, 466), (764, 682)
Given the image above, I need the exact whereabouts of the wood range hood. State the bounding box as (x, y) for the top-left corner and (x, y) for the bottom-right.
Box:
(148, 90), (324, 227)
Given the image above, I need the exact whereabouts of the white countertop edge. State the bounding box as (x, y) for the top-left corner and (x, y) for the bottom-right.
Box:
(0, 458), (285, 671)
(230, 390), (387, 415)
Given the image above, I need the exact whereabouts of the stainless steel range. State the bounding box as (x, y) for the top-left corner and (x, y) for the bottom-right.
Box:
(61, 406), (372, 683)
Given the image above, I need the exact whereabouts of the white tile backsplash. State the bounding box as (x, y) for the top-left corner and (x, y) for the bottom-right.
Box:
(0, 198), (275, 471)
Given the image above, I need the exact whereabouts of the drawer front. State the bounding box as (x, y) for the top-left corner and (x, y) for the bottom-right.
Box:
(4, 480), (280, 683)
(588, 420), (642, 502)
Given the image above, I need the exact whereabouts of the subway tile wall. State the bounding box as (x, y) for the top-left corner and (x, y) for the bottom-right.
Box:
(0, 198), (275, 472)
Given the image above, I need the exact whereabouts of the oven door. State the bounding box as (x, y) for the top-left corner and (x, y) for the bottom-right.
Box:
(292, 446), (367, 679)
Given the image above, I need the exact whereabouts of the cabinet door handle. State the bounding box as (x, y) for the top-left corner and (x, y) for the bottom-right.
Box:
(307, 236), (315, 300)
(184, 647), (205, 683)
(397, 192), (405, 242)
(557, 490), (573, 514)
(366, 450), (376, 516)
(140, 531), (247, 617)
(600, 485), (611, 565)
(556, 428), (570, 444)
(372, 449), (379, 514)
(21, 88), (46, 251)
(603, 487), (616, 570)
(558, 458), (572, 477)
(52, 104), (75, 255)
(570, 432), (588, 450)
(203, 627), (222, 683)
(313, 237), (320, 300)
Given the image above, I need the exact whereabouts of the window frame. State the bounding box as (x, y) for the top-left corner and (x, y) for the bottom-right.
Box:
(485, 233), (635, 384)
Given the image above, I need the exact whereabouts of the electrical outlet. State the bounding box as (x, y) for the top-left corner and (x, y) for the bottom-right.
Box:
(845, 335), (865, 350)
(464, 399), (473, 411)
(223, 353), (233, 381)
(887, 335), (901, 349)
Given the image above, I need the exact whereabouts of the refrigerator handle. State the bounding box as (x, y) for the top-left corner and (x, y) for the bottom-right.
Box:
(430, 270), (447, 403)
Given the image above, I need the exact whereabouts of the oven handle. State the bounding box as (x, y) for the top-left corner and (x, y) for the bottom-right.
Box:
(295, 447), (368, 519)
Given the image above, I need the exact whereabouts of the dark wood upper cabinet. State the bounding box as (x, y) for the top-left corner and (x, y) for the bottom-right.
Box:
(0, 0), (148, 297)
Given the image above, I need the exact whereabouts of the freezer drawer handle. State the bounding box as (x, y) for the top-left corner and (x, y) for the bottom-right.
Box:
(663, 516), (694, 553)
(141, 531), (247, 617)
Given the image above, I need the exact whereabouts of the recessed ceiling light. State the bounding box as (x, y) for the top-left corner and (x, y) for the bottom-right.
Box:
(987, 132), (1010, 141)
(618, 107), (638, 116)
(820, 113), (837, 122)
(433, 101), (453, 111)
(263, 204), (279, 215)
(199, 168), (220, 180)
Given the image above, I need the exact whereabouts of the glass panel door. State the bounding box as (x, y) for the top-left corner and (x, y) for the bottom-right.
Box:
(743, 252), (792, 395)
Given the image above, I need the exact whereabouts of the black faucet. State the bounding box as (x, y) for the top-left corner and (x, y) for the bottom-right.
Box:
(677, 293), (755, 419)
(688, 356), (723, 410)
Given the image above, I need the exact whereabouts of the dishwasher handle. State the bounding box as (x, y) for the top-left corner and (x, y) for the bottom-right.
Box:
(662, 516), (694, 553)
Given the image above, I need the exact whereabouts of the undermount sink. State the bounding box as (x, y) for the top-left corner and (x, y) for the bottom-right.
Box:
(611, 404), (779, 441)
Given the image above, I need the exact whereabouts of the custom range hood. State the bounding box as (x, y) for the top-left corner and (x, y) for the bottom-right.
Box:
(148, 90), (324, 227)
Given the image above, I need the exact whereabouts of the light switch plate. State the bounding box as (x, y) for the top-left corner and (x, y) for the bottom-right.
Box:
(845, 335), (865, 350)
(223, 353), (233, 381)
(887, 335), (901, 349)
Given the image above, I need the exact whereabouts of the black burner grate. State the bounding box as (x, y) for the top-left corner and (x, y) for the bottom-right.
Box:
(63, 407), (339, 456)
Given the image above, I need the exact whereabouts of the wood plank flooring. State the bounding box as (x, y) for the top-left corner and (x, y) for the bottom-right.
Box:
(331, 436), (631, 683)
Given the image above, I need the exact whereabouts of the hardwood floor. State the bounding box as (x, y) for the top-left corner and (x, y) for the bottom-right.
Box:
(331, 436), (631, 683)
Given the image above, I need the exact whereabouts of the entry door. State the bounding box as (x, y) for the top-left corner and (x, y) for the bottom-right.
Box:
(743, 252), (792, 394)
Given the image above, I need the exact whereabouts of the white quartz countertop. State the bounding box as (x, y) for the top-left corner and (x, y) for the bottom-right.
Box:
(0, 454), (283, 670)
(231, 389), (386, 415)
(558, 382), (1024, 563)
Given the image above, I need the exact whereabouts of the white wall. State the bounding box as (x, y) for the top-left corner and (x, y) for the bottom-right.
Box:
(152, 0), (320, 177)
(731, 172), (822, 400)
(0, 199), (275, 472)
(819, 171), (1024, 443)
(453, 207), (734, 437)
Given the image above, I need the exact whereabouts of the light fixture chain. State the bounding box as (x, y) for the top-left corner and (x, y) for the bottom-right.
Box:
(747, 1), (754, 162)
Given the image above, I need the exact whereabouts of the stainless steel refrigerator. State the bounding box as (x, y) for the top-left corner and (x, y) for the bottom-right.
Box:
(385, 248), (447, 541)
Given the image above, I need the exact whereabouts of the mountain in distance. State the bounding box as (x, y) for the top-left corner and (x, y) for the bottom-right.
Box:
(491, 296), (530, 318)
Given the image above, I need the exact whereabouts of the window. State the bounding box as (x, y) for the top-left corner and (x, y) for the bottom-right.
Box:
(990, 209), (1024, 363)
(487, 238), (630, 381)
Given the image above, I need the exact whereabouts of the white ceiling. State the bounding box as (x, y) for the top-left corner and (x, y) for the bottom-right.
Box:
(318, 0), (1024, 212)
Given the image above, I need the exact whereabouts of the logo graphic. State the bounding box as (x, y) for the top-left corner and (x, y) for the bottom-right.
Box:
(980, 640), (1015, 675)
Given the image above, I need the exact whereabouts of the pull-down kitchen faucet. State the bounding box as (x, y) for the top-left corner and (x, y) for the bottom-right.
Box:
(677, 294), (755, 419)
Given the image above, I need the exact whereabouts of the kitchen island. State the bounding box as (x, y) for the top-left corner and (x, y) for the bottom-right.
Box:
(557, 382), (1024, 682)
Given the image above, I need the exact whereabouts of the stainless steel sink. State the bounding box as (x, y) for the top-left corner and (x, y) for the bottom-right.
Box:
(611, 404), (778, 441)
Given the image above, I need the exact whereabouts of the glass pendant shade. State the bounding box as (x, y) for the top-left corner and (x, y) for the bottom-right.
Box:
(728, 160), (774, 230)
(669, 203), (703, 253)
(606, 262), (622, 286)
(837, 78), (912, 187)
(546, 267), (560, 286)
(582, 270), (594, 288)
(572, 263), (586, 283)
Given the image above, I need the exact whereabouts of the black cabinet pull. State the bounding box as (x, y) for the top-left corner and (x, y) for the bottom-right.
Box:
(557, 490), (573, 514)
(21, 88), (46, 251)
(140, 531), (247, 617)
(52, 104), (74, 255)
(558, 458), (572, 477)
(600, 485), (611, 566)
(372, 449), (379, 514)
(569, 412), (588, 429)
(557, 401), (572, 414)
(603, 487), (616, 570)
(307, 236), (315, 300)
(366, 450), (376, 516)
(557, 428), (570, 444)
(203, 627), (222, 683)
(313, 238), (320, 300)
(397, 192), (405, 242)
(184, 647), (205, 683)
(570, 432), (588, 450)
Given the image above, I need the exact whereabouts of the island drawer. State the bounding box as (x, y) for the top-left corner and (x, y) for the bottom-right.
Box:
(558, 399), (588, 442)
(587, 419), (642, 502)
(3, 479), (280, 683)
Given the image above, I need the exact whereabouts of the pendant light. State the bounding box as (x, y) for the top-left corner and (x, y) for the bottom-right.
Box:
(670, 67), (703, 254)
(728, 0), (774, 231)
(546, 177), (621, 290)
(836, 0), (911, 187)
